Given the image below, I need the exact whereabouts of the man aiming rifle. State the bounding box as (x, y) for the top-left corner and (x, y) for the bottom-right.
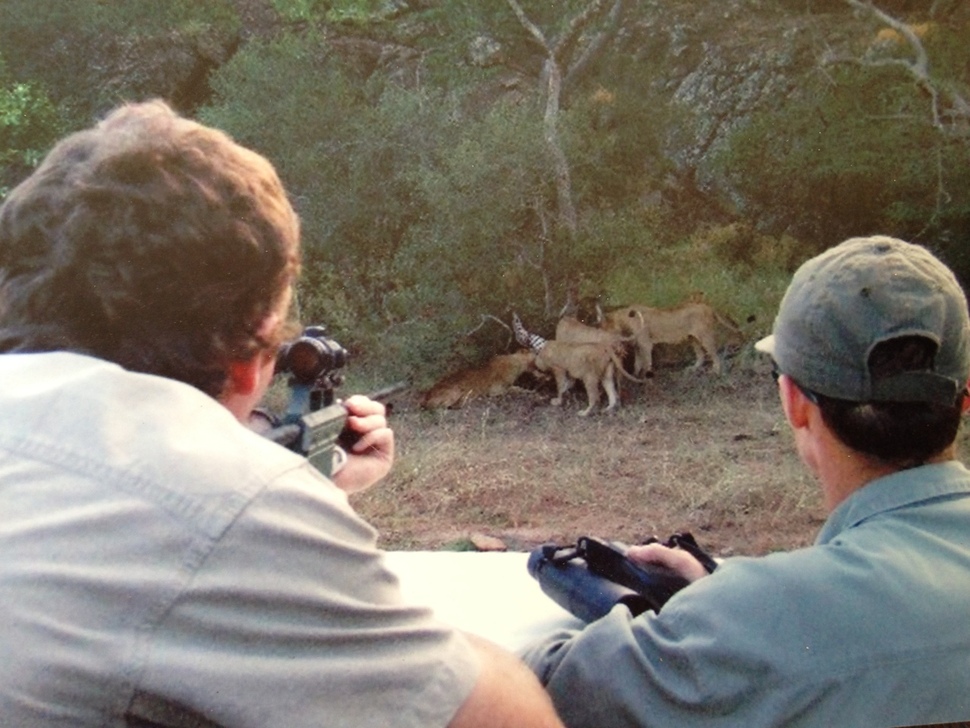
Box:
(0, 99), (562, 728)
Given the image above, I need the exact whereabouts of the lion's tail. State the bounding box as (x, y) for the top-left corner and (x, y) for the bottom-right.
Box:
(610, 345), (650, 383)
(714, 309), (744, 335)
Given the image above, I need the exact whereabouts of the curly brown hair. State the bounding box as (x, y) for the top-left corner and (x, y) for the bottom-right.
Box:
(0, 100), (301, 397)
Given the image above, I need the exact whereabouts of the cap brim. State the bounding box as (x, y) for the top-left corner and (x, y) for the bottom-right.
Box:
(754, 334), (775, 355)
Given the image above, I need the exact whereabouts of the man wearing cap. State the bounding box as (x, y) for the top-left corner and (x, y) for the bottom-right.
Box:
(520, 235), (970, 727)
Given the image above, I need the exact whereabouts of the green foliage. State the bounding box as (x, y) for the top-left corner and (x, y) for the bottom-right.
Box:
(325, 0), (397, 24)
(0, 0), (238, 127)
(0, 78), (64, 198)
(603, 221), (802, 338)
(342, 93), (554, 378)
(271, 0), (415, 25)
(715, 42), (970, 281)
(0, 0), (235, 39)
(271, 0), (327, 24)
(562, 58), (684, 210)
(397, 0), (609, 90)
(202, 36), (562, 379)
(403, 100), (547, 286)
(201, 32), (363, 169)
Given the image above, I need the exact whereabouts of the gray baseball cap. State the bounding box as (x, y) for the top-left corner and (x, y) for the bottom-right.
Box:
(755, 235), (970, 404)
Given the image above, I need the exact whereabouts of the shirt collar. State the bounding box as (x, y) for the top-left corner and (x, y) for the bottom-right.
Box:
(816, 460), (970, 545)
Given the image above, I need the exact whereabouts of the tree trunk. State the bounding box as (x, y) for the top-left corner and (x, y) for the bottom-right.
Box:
(541, 57), (578, 236)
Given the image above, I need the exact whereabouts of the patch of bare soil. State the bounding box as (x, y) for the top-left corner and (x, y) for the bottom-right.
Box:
(353, 364), (829, 558)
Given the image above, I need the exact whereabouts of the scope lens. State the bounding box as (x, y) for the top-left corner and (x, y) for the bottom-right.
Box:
(285, 338), (334, 384)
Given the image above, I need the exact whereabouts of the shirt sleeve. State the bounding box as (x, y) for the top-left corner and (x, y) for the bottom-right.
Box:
(133, 464), (481, 728)
(518, 555), (835, 728)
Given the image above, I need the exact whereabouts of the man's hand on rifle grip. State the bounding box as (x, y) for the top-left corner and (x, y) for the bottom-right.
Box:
(331, 394), (395, 495)
(625, 542), (711, 584)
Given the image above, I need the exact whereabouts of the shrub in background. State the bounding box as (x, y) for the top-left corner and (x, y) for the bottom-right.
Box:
(0, 0), (237, 126)
(602, 221), (803, 366)
(202, 36), (566, 385)
(0, 72), (64, 199)
(714, 32), (970, 283)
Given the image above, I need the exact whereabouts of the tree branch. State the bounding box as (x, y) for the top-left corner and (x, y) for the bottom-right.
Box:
(562, 0), (630, 93)
(848, 0), (929, 73)
(551, 0), (612, 64)
(505, 0), (580, 237)
(464, 314), (513, 339)
(505, 0), (551, 54)
(845, 0), (970, 129)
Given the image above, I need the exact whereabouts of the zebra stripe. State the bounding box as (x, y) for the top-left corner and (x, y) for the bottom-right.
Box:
(512, 312), (547, 352)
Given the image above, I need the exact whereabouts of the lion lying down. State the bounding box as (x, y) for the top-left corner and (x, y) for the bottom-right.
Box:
(420, 350), (538, 409)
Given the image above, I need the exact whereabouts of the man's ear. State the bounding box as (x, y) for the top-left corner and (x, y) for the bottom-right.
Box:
(962, 380), (970, 414)
(226, 357), (261, 397)
(779, 375), (812, 430)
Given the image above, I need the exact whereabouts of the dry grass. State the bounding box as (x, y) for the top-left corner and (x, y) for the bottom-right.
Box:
(353, 362), (830, 558)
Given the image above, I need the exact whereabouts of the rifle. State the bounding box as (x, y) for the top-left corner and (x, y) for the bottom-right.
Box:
(256, 325), (407, 478)
(527, 534), (717, 623)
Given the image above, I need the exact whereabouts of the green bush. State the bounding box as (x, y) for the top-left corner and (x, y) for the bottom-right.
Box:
(203, 38), (568, 379)
(0, 0), (237, 125)
(562, 59), (682, 212)
(270, 0), (326, 24)
(714, 32), (970, 281)
(0, 78), (64, 198)
(603, 221), (802, 342)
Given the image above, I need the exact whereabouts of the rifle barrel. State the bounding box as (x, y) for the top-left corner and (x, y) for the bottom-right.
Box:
(366, 381), (409, 402)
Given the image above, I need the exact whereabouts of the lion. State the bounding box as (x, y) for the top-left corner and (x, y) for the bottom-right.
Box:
(600, 301), (745, 376)
(420, 349), (537, 409)
(533, 339), (648, 416)
(555, 315), (628, 347)
(554, 314), (640, 395)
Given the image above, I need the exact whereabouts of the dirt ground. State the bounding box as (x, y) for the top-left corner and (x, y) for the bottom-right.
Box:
(353, 361), (832, 558)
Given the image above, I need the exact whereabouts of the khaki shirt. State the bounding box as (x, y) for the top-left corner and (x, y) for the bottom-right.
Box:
(0, 352), (479, 727)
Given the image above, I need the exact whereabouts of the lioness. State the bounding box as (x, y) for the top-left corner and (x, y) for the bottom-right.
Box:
(513, 312), (649, 416)
(555, 315), (629, 347)
(420, 349), (537, 409)
(601, 301), (745, 376)
(555, 314), (639, 395)
(533, 339), (647, 416)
